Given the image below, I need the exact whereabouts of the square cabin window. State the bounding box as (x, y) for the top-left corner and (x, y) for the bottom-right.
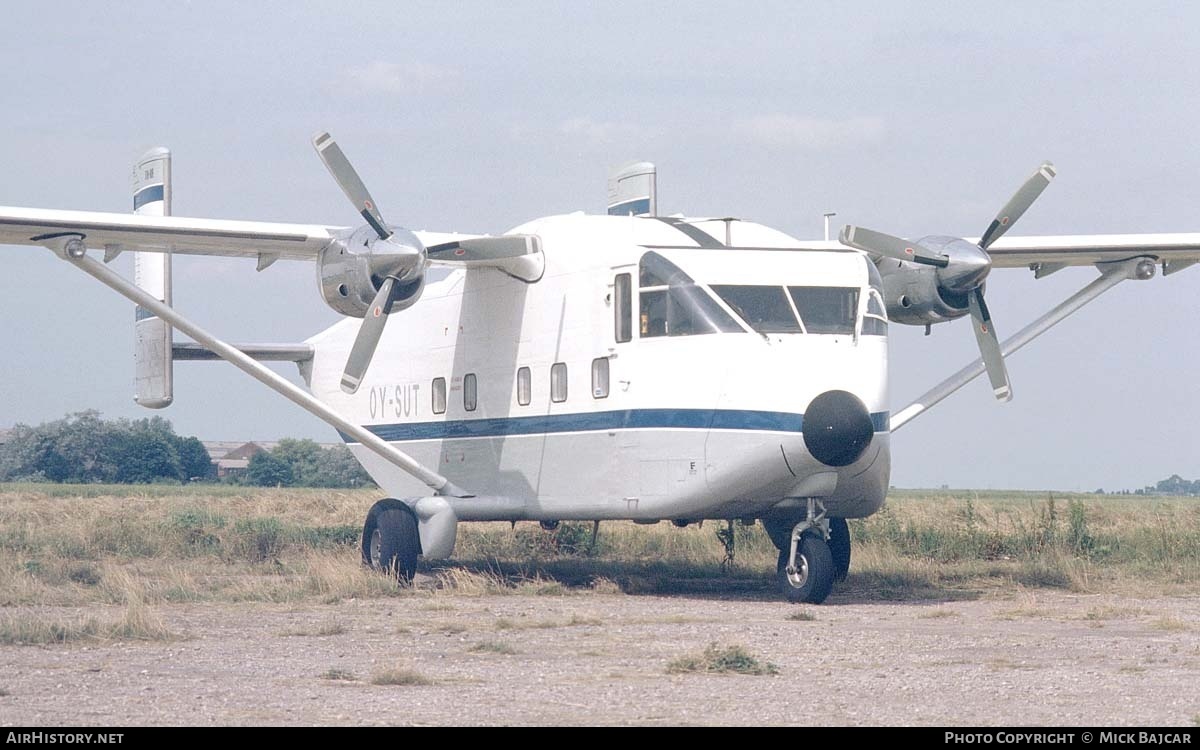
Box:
(591, 357), (610, 399)
(550, 362), (568, 403)
(517, 367), (531, 406)
(464, 373), (478, 412)
(432, 377), (447, 415)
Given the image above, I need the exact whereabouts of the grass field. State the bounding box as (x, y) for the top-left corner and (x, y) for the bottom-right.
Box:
(0, 484), (1197, 644)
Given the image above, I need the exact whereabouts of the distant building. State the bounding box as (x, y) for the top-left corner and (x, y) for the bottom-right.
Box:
(202, 441), (278, 479)
(201, 440), (340, 479)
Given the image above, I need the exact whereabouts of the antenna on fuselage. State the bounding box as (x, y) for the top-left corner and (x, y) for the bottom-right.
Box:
(823, 212), (837, 241)
(607, 161), (657, 217)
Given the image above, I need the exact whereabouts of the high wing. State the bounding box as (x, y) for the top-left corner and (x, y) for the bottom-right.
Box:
(0, 205), (338, 260)
(800, 232), (1200, 270)
(0, 205), (522, 267)
(983, 233), (1200, 270)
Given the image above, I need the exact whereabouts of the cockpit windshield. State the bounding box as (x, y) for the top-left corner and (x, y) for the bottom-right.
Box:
(709, 285), (802, 334)
(711, 285), (859, 335)
(635, 252), (887, 339)
(639, 252), (741, 337)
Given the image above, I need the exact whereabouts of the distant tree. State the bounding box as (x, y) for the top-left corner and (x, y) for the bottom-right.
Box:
(271, 438), (324, 486)
(310, 444), (374, 488)
(0, 411), (209, 484)
(246, 451), (294, 487)
(263, 438), (374, 488)
(174, 436), (215, 481)
(1156, 474), (1187, 495)
(110, 429), (181, 484)
(1, 412), (373, 487)
(0, 412), (115, 482)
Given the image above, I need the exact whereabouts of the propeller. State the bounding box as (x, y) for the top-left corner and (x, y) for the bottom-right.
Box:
(312, 131), (425, 394)
(839, 161), (1056, 402)
(313, 131), (391, 240)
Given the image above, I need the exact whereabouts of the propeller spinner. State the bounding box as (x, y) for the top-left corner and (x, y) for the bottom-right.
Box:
(312, 131), (426, 394)
(840, 162), (1056, 402)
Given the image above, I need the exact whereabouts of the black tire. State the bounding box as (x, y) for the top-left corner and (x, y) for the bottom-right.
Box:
(361, 498), (421, 584)
(777, 534), (835, 604)
(828, 517), (851, 581)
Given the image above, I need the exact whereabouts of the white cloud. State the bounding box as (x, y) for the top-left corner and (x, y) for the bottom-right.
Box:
(557, 117), (645, 145)
(343, 61), (457, 95)
(733, 114), (885, 149)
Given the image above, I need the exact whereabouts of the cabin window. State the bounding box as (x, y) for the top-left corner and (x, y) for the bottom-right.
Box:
(710, 285), (803, 334)
(591, 357), (610, 399)
(638, 252), (740, 338)
(614, 273), (632, 343)
(464, 373), (478, 411)
(788, 287), (859, 335)
(432, 377), (447, 414)
(862, 289), (888, 336)
(551, 362), (568, 403)
(517, 367), (531, 406)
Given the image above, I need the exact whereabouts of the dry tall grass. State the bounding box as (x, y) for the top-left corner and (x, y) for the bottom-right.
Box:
(0, 484), (1195, 617)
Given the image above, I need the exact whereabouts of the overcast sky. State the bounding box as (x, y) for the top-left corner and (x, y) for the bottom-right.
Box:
(1, 2), (1198, 491)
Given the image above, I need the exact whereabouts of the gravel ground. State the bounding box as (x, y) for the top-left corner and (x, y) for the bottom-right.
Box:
(1, 589), (1198, 726)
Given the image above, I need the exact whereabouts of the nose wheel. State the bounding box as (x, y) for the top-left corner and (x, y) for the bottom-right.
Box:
(778, 535), (834, 603)
(776, 498), (836, 604)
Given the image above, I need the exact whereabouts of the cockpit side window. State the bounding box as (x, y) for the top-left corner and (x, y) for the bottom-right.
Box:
(862, 289), (888, 336)
(788, 287), (859, 335)
(866, 257), (884, 293)
(638, 252), (740, 337)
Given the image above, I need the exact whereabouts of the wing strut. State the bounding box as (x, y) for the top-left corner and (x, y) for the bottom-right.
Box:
(45, 238), (470, 498)
(891, 257), (1158, 431)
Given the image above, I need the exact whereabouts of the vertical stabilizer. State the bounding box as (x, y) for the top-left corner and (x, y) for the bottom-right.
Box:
(133, 148), (173, 408)
(607, 161), (656, 216)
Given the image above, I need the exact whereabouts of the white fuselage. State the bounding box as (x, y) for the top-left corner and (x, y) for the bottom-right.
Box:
(305, 214), (891, 521)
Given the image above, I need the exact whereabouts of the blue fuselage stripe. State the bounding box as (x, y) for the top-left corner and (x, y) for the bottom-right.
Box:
(339, 408), (890, 444)
(133, 184), (164, 210)
(607, 198), (650, 216)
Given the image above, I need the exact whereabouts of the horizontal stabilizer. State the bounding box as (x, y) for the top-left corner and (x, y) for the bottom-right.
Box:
(172, 342), (314, 362)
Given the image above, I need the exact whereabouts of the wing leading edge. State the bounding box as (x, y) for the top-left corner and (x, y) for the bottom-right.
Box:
(982, 233), (1200, 269)
(0, 205), (536, 273)
(0, 205), (338, 260)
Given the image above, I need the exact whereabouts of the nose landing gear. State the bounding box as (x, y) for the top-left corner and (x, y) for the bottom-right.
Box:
(776, 498), (836, 604)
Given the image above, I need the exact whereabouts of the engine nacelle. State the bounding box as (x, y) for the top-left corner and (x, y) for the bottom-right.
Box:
(876, 234), (993, 326)
(317, 225), (426, 317)
(878, 259), (971, 326)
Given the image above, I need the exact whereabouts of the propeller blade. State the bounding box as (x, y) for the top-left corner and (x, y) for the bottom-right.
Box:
(978, 162), (1056, 250)
(340, 277), (400, 394)
(967, 287), (1011, 402)
(312, 131), (392, 240)
(839, 225), (949, 268)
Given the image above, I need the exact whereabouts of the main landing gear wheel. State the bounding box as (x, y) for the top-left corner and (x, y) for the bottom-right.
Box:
(777, 534), (834, 604)
(361, 498), (421, 584)
(829, 517), (851, 581)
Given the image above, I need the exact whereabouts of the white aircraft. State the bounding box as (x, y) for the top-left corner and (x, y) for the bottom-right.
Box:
(2, 135), (1198, 603)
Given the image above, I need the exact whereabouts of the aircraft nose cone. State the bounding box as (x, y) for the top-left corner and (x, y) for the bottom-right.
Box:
(803, 390), (874, 467)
